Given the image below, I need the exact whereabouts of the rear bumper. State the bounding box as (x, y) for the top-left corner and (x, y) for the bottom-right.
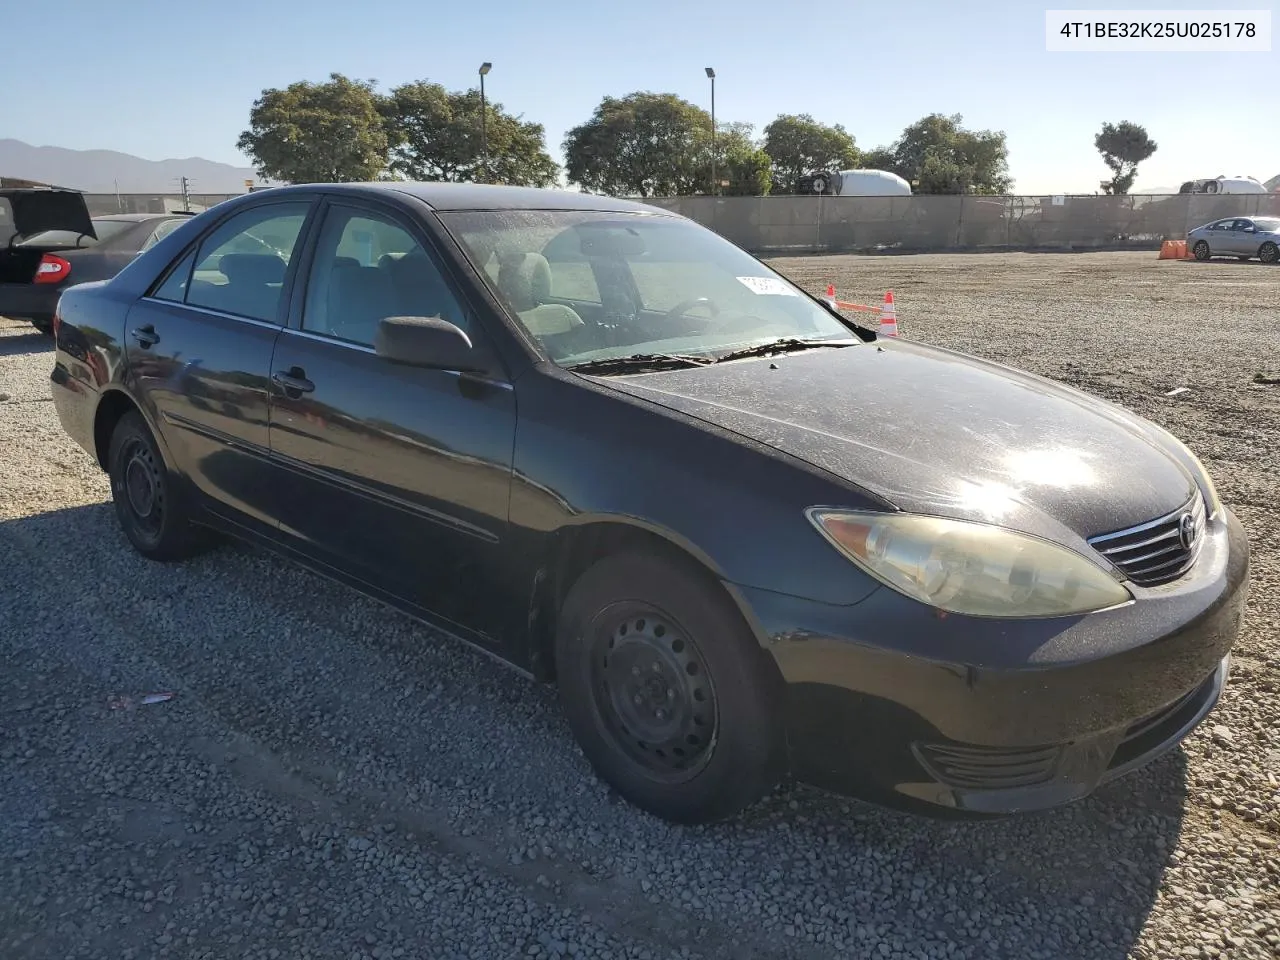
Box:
(0, 283), (59, 322)
(739, 507), (1249, 817)
(50, 361), (100, 463)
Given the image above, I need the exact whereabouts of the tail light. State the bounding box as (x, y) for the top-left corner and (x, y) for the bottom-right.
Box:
(34, 254), (72, 285)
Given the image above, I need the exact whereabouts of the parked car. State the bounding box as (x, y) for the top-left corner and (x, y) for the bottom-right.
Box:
(1187, 216), (1280, 263)
(50, 183), (1248, 824)
(0, 187), (192, 334)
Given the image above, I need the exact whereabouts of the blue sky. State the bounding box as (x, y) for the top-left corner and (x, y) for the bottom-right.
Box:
(3, 0), (1275, 192)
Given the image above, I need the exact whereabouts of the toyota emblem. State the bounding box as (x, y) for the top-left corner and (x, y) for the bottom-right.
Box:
(1178, 512), (1198, 550)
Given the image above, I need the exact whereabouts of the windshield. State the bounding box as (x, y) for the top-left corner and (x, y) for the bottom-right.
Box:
(16, 219), (133, 247)
(437, 210), (857, 365)
(1253, 217), (1280, 232)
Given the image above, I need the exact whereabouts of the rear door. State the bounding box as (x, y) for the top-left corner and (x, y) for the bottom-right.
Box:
(124, 198), (317, 533)
(267, 198), (517, 644)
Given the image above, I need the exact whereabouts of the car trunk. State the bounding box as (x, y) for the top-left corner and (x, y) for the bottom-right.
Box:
(1, 188), (96, 286)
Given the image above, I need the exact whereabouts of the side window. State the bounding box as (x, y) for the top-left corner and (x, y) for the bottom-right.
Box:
(302, 206), (466, 347)
(1212, 220), (1233, 231)
(152, 249), (196, 302)
(1234, 219), (1254, 232)
(185, 202), (310, 323)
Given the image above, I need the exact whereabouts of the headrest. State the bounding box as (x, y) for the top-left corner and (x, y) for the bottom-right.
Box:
(497, 252), (551, 311)
(219, 253), (285, 286)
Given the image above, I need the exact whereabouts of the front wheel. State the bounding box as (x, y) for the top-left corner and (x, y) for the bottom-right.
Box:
(107, 411), (212, 561)
(1193, 240), (1211, 261)
(1259, 241), (1279, 264)
(555, 551), (785, 824)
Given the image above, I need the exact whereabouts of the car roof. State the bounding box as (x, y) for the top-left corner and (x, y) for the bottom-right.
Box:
(249, 182), (669, 214)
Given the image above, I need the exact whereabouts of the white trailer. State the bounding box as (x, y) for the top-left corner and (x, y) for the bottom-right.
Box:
(807, 169), (913, 196)
(1178, 176), (1269, 195)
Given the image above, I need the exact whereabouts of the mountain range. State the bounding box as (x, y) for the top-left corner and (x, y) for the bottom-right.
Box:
(0, 139), (266, 194)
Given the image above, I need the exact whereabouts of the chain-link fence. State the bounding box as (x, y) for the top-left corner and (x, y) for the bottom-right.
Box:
(55, 190), (1280, 256)
(639, 193), (1280, 254)
(81, 193), (242, 216)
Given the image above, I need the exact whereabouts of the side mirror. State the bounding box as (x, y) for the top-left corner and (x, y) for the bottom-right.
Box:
(374, 316), (485, 372)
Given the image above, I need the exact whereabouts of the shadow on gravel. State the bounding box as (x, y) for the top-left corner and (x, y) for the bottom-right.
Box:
(0, 331), (51, 357)
(2, 502), (1190, 960)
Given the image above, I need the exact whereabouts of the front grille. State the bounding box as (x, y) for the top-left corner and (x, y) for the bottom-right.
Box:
(1087, 492), (1206, 586)
(913, 742), (1061, 790)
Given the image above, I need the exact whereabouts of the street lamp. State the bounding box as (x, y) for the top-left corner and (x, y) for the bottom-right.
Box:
(479, 62), (492, 183)
(705, 67), (716, 196)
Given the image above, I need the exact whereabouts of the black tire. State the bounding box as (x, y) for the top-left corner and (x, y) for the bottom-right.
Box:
(555, 550), (785, 824)
(1193, 240), (1211, 261)
(1259, 241), (1279, 265)
(107, 410), (210, 561)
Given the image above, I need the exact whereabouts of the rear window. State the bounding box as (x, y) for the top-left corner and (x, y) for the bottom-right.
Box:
(1254, 217), (1280, 232)
(0, 198), (13, 246)
(16, 219), (132, 247)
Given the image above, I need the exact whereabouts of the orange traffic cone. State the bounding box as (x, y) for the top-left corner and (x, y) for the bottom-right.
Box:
(825, 283), (837, 308)
(878, 290), (898, 337)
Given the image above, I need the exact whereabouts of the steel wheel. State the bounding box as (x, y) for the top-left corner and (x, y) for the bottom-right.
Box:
(1260, 241), (1279, 264)
(588, 605), (718, 783)
(118, 436), (166, 541)
(1193, 240), (1211, 261)
(107, 410), (213, 561)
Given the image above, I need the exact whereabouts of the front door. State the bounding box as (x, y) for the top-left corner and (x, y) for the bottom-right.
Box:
(124, 199), (314, 531)
(267, 200), (517, 644)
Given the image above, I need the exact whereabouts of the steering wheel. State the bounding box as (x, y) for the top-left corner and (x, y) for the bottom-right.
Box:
(663, 297), (720, 323)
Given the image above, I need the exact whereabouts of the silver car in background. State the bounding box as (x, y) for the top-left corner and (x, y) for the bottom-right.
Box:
(1187, 215), (1280, 263)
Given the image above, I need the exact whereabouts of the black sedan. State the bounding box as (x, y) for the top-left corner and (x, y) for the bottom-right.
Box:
(49, 183), (1249, 824)
(1, 188), (192, 334)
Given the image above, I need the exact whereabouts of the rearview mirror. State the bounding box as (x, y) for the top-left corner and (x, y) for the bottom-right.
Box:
(374, 316), (485, 372)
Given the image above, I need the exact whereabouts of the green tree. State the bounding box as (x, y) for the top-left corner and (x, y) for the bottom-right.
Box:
(563, 93), (713, 197)
(382, 81), (559, 186)
(705, 123), (771, 196)
(866, 113), (1011, 194)
(761, 114), (859, 194)
(1095, 121), (1158, 195)
(237, 73), (389, 183)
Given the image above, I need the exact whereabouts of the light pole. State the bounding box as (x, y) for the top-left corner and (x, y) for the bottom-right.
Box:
(478, 62), (492, 183)
(705, 67), (716, 196)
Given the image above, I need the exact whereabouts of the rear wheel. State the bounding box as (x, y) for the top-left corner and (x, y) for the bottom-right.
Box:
(1193, 240), (1211, 261)
(555, 550), (785, 824)
(1259, 241), (1279, 264)
(107, 411), (211, 561)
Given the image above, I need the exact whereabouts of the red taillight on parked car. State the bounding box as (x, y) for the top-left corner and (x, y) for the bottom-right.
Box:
(34, 254), (72, 284)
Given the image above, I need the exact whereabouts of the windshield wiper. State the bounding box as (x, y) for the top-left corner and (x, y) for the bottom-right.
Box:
(712, 338), (855, 364)
(564, 353), (714, 375)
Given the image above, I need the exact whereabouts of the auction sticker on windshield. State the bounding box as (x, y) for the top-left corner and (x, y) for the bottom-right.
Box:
(737, 276), (799, 296)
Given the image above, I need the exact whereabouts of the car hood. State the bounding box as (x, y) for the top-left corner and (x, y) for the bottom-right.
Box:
(1, 188), (95, 244)
(594, 340), (1197, 547)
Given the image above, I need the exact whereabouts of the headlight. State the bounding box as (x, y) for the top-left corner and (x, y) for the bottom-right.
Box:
(806, 509), (1132, 618)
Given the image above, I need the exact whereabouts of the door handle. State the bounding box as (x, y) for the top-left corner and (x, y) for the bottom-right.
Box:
(131, 324), (160, 348)
(272, 368), (315, 395)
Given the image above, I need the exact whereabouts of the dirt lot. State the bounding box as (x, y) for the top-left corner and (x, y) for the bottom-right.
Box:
(1, 251), (1277, 960)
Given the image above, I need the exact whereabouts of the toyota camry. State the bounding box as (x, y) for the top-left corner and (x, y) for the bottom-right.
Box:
(49, 183), (1249, 824)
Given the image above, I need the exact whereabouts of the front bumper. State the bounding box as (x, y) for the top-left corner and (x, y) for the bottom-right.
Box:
(740, 507), (1249, 816)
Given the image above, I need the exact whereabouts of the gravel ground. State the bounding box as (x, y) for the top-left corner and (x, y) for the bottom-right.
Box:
(1, 251), (1277, 960)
